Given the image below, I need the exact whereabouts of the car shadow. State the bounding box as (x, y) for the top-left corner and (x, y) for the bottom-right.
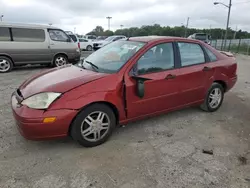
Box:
(13, 65), (49, 72)
(20, 107), (201, 150)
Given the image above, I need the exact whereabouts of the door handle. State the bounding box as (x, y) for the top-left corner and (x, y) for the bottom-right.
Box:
(203, 66), (212, 71)
(165, 74), (176, 80)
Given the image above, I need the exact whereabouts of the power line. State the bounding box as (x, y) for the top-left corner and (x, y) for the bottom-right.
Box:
(234, 0), (250, 5)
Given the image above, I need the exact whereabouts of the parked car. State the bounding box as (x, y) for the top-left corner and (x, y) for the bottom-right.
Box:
(0, 23), (81, 73)
(95, 36), (108, 41)
(11, 36), (237, 147)
(83, 35), (97, 41)
(79, 38), (93, 51)
(93, 35), (126, 50)
(188, 33), (211, 45)
(68, 33), (81, 49)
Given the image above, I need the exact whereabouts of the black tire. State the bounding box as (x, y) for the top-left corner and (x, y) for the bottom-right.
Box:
(53, 54), (68, 67)
(70, 104), (116, 147)
(200, 82), (224, 112)
(86, 45), (92, 51)
(0, 56), (13, 73)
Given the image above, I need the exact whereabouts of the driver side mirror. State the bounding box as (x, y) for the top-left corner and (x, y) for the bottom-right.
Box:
(130, 64), (152, 98)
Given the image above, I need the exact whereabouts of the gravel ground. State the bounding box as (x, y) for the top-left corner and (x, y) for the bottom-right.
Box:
(0, 53), (249, 188)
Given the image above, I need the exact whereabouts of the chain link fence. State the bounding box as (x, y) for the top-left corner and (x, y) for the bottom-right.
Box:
(211, 39), (250, 55)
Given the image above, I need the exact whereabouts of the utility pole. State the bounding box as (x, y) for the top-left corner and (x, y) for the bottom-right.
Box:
(120, 25), (124, 29)
(233, 25), (237, 39)
(224, 0), (232, 50)
(184, 17), (190, 38)
(214, 0), (232, 50)
(0, 15), (4, 22)
(106, 16), (112, 31)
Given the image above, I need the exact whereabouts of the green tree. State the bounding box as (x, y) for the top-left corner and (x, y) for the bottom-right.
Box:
(103, 30), (114, 36)
(87, 24), (250, 39)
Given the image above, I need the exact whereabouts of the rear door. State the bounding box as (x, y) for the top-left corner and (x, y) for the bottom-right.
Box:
(79, 38), (88, 50)
(176, 41), (215, 105)
(125, 42), (182, 119)
(10, 28), (51, 64)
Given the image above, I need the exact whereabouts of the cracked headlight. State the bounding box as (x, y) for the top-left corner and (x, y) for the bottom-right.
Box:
(21, 92), (61, 109)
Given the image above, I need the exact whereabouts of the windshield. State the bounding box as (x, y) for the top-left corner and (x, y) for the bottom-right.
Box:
(195, 34), (207, 40)
(81, 40), (145, 73)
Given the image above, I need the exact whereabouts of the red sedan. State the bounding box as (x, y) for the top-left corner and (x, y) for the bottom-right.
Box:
(11, 36), (237, 147)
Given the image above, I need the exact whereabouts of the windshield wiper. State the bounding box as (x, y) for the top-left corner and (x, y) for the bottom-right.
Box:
(85, 60), (99, 71)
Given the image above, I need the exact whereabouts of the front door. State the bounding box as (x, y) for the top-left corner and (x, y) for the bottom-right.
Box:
(48, 29), (75, 58)
(125, 42), (181, 119)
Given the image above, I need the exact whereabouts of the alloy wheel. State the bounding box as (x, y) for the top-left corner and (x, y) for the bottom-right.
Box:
(55, 56), (67, 67)
(81, 111), (110, 142)
(0, 59), (11, 72)
(87, 45), (92, 51)
(208, 88), (222, 109)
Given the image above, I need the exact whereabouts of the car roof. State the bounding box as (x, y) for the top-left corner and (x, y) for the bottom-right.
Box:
(0, 22), (59, 30)
(128, 36), (199, 43)
(108, 35), (126, 37)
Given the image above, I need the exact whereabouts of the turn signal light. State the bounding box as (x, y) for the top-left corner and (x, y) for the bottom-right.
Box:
(43, 117), (56, 123)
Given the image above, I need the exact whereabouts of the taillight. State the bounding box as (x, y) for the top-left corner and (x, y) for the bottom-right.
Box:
(78, 42), (80, 49)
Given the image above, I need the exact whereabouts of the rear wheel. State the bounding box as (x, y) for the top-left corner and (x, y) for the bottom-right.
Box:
(86, 45), (92, 51)
(53, 54), (68, 67)
(200, 83), (224, 112)
(0, 56), (13, 73)
(70, 104), (116, 147)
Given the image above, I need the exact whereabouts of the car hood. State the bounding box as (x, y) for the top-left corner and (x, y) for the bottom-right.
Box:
(19, 65), (107, 98)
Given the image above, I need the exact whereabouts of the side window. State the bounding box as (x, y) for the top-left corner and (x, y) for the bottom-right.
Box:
(88, 36), (96, 40)
(69, 35), (77, 42)
(49, 30), (69, 42)
(79, 39), (88, 42)
(137, 43), (174, 75)
(204, 46), (217, 62)
(178, 42), (205, 66)
(12, 28), (45, 42)
(0, 27), (11, 41)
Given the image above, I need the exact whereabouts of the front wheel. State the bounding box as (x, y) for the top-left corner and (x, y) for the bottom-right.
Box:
(70, 104), (116, 147)
(200, 83), (224, 112)
(53, 54), (68, 67)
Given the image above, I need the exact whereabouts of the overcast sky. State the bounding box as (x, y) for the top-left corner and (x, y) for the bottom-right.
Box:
(1, 0), (250, 34)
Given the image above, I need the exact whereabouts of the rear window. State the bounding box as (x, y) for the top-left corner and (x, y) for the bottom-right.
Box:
(204, 46), (217, 61)
(0, 27), (11, 41)
(12, 28), (45, 42)
(195, 34), (207, 40)
(178, 42), (205, 66)
(69, 34), (77, 42)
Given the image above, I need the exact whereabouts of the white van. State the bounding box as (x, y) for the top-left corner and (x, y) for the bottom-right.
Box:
(0, 22), (81, 73)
